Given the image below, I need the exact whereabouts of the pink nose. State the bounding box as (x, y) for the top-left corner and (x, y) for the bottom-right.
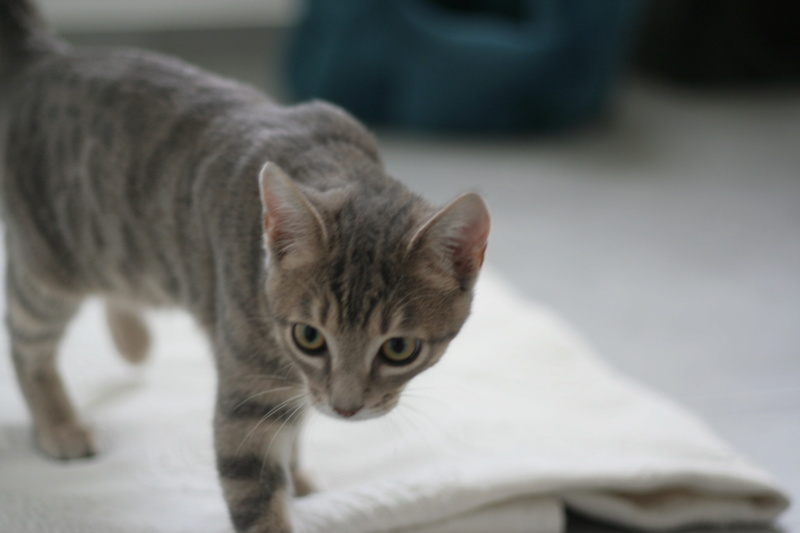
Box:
(333, 407), (361, 418)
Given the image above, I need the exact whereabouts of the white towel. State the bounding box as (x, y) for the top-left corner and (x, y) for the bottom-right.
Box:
(0, 269), (789, 533)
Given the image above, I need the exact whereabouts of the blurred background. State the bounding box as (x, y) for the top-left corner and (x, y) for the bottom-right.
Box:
(37, 0), (799, 531)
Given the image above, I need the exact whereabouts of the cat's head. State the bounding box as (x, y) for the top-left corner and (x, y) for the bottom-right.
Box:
(258, 162), (489, 420)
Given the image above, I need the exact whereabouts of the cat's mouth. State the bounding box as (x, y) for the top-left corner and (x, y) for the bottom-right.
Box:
(313, 403), (387, 421)
(305, 385), (399, 421)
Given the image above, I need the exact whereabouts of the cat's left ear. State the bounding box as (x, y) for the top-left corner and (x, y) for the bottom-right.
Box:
(408, 193), (490, 290)
(258, 162), (327, 269)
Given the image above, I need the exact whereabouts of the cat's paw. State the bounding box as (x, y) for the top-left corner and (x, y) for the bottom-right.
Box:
(292, 469), (317, 497)
(36, 422), (97, 460)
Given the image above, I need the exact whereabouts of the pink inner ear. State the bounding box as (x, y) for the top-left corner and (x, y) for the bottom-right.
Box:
(260, 184), (292, 250)
(409, 193), (490, 285)
(449, 215), (490, 277)
(262, 209), (286, 249)
(259, 162), (304, 252)
(258, 162), (327, 267)
(262, 195), (314, 261)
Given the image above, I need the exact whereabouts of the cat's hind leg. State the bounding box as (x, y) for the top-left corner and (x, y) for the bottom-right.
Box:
(105, 301), (150, 365)
(6, 262), (94, 460)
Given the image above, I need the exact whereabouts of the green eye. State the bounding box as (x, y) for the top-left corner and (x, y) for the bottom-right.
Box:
(379, 337), (421, 365)
(292, 324), (327, 355)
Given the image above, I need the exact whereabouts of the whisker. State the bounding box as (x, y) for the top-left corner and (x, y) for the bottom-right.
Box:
(402, 386), (484, 450)
(245, 373), (297, 382)
(231, 385), (301, 413)
(295, 409), (317, 457)
(261, 401), (308, 477)
(402, 389), (459, 415)
(235, 392), (307, 457)
(288, 410), (317, 495)
(383, 411), (405, 465)
(392, 402), (441, 456)
(259, 397), (307, 447)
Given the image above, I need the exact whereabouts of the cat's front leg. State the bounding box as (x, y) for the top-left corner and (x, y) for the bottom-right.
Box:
(290, 433), (316, 497)
(213, 360), (306, 532)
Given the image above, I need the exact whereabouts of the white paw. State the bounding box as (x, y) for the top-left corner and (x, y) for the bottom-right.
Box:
(37, 423), (97, 460)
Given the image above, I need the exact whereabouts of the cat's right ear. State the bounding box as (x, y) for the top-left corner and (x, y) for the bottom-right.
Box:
(258, 162), (327, 269)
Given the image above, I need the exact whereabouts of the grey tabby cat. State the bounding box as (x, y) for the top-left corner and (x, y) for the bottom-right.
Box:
(0, 1), (490, 531)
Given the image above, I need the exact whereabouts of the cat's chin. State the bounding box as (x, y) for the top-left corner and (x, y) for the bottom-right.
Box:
(313, 404), (390, 422)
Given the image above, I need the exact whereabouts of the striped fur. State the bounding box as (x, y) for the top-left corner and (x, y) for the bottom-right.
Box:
(0, 1), (490, 531)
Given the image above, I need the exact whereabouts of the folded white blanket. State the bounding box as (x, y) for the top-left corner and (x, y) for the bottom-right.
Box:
(0, 269), (789, 533)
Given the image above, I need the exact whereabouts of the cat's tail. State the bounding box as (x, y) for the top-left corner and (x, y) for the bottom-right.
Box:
(0, 0), (64, 77)
(105, 302), (152, 365)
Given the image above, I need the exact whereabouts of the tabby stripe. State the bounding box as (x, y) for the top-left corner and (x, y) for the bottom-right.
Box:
(379, 302), (393, 336)
(218, 455), (263, 481)
(318, 296), (331, 328)
(218, 455), (286, 486)
(328, 251), (347, 316)
(153, 246), (182, 298)
(382, 197), (414, 241)
(88, 217), (105, 251)
(229, 493), (271, 532)
(361, 294), (382, 329)
(224, 459), (288, 531)
(139, 118), (195, 201)
(218, 330), (259, 365)
(222, 251), (262, 313)
(6, 324), (62, 347)
(119, 224), (142, 278)
(220, 396), (300, 422)
(7, 279), (75, 323)
(219, 329), (286, 373)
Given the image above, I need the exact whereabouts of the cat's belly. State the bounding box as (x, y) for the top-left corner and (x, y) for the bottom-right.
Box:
(74, 221), (204, 309)
(2, 188), (195, 309)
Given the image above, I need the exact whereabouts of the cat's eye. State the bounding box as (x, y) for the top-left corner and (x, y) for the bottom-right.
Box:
(292, 324), (327, 355)
(379, 337), (421, 366)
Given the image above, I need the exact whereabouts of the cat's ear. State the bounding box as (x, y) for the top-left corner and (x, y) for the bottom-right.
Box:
(408, 193), (490, 290)
(258, 162), (327, 269)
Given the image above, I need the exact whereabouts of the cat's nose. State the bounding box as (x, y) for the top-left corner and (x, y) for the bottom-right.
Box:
(333, 406), (361, 418)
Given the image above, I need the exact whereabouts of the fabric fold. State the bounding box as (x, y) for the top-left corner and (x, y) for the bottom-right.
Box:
(0, 268), (789, 533)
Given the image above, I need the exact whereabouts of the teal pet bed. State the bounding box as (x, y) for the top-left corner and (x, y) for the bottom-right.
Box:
(286, 0), (640, 133)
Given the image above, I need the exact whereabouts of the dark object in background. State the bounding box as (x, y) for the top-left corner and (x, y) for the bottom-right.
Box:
(286, 0), (639, 133)
(637, 0), (800, 85)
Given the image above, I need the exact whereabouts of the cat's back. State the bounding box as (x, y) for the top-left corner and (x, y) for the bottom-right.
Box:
(3, 43), (380, 177)
(0, 45), (275, 298)
(4, 44), (275, 147)
(0, 39), (387, 303)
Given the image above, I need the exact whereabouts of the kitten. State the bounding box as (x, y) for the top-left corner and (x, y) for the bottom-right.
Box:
(0, 1), (489, 532)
